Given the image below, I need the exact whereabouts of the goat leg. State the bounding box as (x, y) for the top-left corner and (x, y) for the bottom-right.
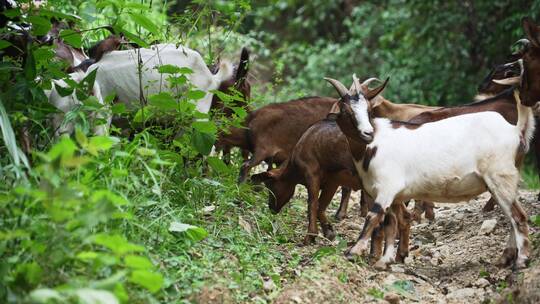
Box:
(335, 187), (351, 220)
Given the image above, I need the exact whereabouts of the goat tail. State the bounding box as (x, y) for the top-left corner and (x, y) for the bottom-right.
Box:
(514, 89), (535, 151)
(214, 60), (234, 84)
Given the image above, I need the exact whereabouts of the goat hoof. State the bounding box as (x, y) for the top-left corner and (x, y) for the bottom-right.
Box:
(324, 229), (336, 241)
(395, 253), (407, 264)
(303, 235), (316, 245)
(373, 259), (389, 270)
(334, 212), (346, 221)
(497, 248), (517, 268)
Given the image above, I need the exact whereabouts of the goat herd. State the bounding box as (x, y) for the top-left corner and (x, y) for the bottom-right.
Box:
(4, 5), (540, 271)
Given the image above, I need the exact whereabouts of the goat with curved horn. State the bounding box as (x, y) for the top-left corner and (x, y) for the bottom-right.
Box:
(324, 77), (349, 98)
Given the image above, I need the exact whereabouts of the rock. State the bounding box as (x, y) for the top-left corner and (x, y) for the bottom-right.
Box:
(474, 278), (490, 288)
(384, 292), (400, 304)
(390, 265), (405, 273)
(404, 256), (413, 264)
(446, 288), (483, 301)
(263, 278), (276, 291)
(383, 274), (398, 286)
(478, 219), (497, 235)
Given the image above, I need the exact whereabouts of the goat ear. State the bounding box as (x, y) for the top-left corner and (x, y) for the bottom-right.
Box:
(327, 102), (341, 120)
(523, 17), (540, 48)
(370, 95), (384, 108)
(324, 77), (349, 99)
(236, 47), (250, 81)
(365, 77), (389, 100)
(251, 170), (280, 184)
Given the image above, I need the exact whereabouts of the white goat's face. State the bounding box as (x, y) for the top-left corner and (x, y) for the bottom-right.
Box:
(348, 94), (374, 142)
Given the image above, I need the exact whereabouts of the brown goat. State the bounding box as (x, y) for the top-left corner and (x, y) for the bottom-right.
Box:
(252, 118), (411, 264)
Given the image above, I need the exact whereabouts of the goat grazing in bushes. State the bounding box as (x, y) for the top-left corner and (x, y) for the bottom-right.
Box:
(326, 75), (533, 269)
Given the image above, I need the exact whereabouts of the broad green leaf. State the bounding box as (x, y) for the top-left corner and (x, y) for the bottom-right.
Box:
(129, 270), (163, 293)
(76, 288), (119, 304)
(191, 129), (215, 155)
(27, 16), (52, 36)
(86, 136), (119, 156)
(92, 234), (145, 256)
(0, 40), (12, 50)
(207, 156), (231, 174)
(48, 136), (77, 161)
(192, 120), (217, 134)
(157, 64), (182, 74)
(186, 89), (206, 101)
(129, 13), (159, 34)
(91, 190), (128, 205)
(168, 221), (208, 242)
(60, 29), (82, 48)
(148, 92), (177, 110)
(77, 251), (99, 261)
(111, 103), (126, 114)
(124, 255), (154, 269)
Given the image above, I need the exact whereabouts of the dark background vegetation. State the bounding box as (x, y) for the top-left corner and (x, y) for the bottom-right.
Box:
(1, 1), (540, 303)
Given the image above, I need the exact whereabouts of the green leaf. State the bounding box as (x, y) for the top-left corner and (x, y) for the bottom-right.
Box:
(207, 156), (231, 174)
(191, 129), (215, 155)
(168, 221), (208, 242)
(192, 120), (217, 134)
(186, 89), (206, 101)
(111, 103), (126, 114)
(118, 29), (149, 48)
(27, 16), (52, 36)
(157, 64), (181, 74)
(76, 251), (99, 261)
(60, 29), (82, 48)
(129, 13), (159, 34)
(17, 262), (43, 286)
(313, 246), (336, 259)
(124, 255), (154, 269)
(47, 136), (77, 161)
(129, 270), (163, 293)
(92, 234), (145, 256)
(531, 215), (540, 227)
(86, 136), (119, 156)
(148, 92), (177, 110)
(0, 40), (12, 50)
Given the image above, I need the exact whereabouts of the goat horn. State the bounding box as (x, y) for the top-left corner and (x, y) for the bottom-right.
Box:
(351, 73), (362, 95)
(361, 77), (383, 92)
(513, 38), (531, 48)
(324, 77), (349, 98)
(365, 77), (390, 100)
(492, 76), (521, 85)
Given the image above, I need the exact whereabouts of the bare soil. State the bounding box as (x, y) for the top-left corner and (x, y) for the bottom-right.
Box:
(272, 189), (540, 304)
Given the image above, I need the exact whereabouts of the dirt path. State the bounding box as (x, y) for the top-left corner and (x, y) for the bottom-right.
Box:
(272, 190), (540, 303)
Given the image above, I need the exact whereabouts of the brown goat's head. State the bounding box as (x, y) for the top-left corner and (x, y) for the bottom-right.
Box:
(325, 75), (389, 143)
(518, 17), (540, 106)
(251, 168), (295, 213)
(211, 47), (251, 115)
(477, 53), (523, 96)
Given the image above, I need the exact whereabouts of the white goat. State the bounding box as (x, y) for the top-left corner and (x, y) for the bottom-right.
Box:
(87, 43), (233, 113)
(47, 44), (233, 136)
(325, 75), (533, 269)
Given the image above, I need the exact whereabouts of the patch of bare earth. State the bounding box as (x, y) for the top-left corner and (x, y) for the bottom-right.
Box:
(273, 189), (540, 304)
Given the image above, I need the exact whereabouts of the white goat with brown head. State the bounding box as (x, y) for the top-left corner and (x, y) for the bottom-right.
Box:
(325, 74), (533, 269)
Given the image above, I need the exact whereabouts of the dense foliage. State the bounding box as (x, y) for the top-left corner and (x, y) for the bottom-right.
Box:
(0, 1), (539, 303)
